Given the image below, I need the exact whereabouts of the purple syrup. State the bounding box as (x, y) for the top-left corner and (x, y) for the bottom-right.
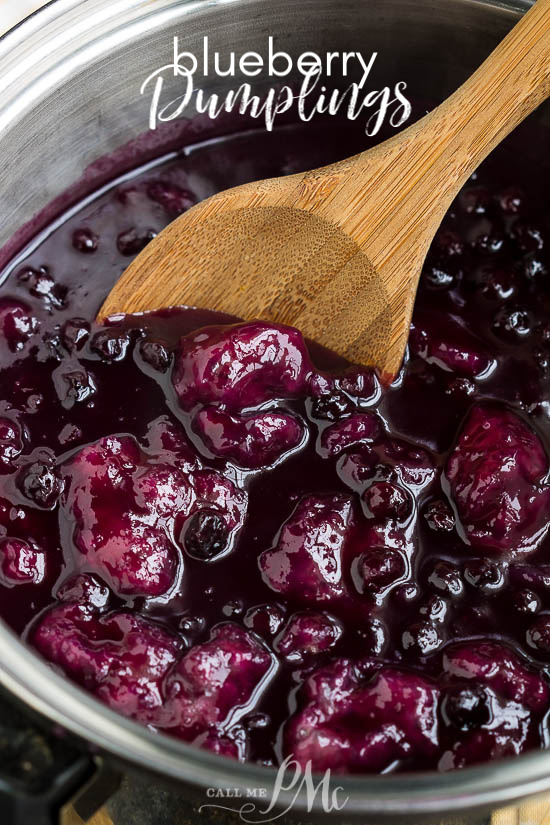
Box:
(0, 118), (550, 773)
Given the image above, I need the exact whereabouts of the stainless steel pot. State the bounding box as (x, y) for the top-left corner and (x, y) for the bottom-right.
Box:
(0, 1), (549, 822)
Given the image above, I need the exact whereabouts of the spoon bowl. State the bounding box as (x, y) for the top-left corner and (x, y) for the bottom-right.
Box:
(100, 0), (550, 380)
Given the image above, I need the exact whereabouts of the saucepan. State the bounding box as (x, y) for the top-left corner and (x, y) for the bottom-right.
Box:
(0, 1), (549, 823)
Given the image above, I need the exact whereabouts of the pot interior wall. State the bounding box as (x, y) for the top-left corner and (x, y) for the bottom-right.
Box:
(0, 0), (539, 266)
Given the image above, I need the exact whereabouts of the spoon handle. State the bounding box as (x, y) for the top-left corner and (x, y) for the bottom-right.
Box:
(327, 0), (550, 269)
(420, 0), (550, 185)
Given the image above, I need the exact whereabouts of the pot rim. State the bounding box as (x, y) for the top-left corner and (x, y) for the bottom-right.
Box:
(0, 0), (547, 816)
(4, 616), (550, 816)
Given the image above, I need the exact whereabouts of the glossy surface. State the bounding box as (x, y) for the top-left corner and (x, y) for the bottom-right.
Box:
(0, 121), (550, 774)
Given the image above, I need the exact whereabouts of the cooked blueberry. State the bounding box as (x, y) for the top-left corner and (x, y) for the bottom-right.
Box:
(17, 266), (67, 309)
(90, 329), (130, 362)
(0, 537), (46, 585)
(522, 253), (548, 282)
(147, 181), (194, 215)
(401, 621), (443, 655)
(460, 186), (491, 214)
(222, 599), (244, 617)
(496, 187), (523, 214)
(464, 560), (504, 591)
(310, 392), (353, 421)
(57, 573), (110, 609)
(428, 561), (463, 596)
(244, 604), (285, 637)
(139, 339), (172, 372)
(435, 229), (464, 257)
(178, 615), (205, 635)
(72, 228), (98, 253)
(441, 685), (491, 730)
(526, 616), (550, 654)
(25, 393), (43, 414)
(358, 547), (406, 594)
(446, 377), (476, 399)
(423, 263), (455, 290)
(61, 318), (90, 351)
(246, 712), (270, 729)
(512, 589), (540, 614)
(117, 228), (157, 256)
(392, 582), (420, 603)
(424, 500), (455, 532)
(493, 307), (533, 339)
(338, 367), (378, 399)
(419, 594), (448, 623)
(276, 611), (342, 660)
(475, 266), (516, 300)
(54, 365), (97, 408)
(17, 460), (62, 509)
(0, 417), (24, 470)
(362, 481), (411, 520)
(183, 510), (229, 560)
(41, 332), (65, 362)
(472, 231), (505, 254)
(511, 222), (544, 253)
(0, 300), (39, 350)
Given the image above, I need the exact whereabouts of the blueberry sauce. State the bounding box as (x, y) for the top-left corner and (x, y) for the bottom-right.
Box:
(1, 119), (550, 773)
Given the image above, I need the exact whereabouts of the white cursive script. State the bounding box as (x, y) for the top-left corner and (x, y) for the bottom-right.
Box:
(142, 37), (412, 134)
(199, 756), (349, 823)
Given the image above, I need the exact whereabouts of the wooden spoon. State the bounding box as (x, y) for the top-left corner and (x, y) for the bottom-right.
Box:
(100, 0), (550, 382)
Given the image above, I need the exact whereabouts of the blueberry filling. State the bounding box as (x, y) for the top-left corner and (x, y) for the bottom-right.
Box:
(0, 121), (549, 773)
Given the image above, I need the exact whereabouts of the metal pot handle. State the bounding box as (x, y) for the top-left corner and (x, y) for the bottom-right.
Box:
(0, 687), (120, 825)
(60, 758), (121, 825)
